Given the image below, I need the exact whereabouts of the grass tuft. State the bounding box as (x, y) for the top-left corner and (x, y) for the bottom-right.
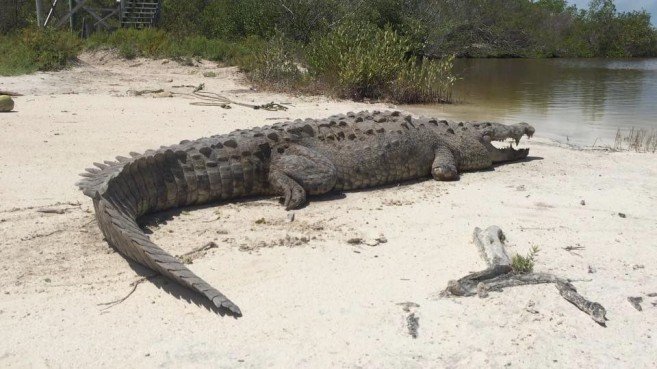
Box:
(614, 128), (657, 153)
(86, 28), (252, 64)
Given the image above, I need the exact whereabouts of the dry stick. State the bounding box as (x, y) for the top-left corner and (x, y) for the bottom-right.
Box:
(37, 208), (67, 214)
(22, 229), (65, 240)
(98, 274), (158, 310)
(444, 226), (608, 326)
(177, 241), (219, 262)
(37, 203), (83, 214)
(99, 242), (219, 310)
(127, 89), (164, 96)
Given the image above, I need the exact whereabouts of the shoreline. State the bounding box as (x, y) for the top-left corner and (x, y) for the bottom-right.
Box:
(1, 54), (656, 368)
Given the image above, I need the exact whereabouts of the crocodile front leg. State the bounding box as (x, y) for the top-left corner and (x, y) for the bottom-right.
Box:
(431, 147), (459, 181)
(269, 144), (337, 210)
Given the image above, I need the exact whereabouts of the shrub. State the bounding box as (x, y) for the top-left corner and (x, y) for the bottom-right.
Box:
(239, 35), (303, 87)
(511, 246), (540, 274)
(306, 21), (454, 102)
(391, 56), (456, 103)
(0, 28), (81, 75)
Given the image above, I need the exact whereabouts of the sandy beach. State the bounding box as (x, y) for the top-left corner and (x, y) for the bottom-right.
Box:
(1, 53), (656, 368)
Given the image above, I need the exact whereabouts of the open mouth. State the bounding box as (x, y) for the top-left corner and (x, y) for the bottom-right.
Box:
(483, 123), (535, 163)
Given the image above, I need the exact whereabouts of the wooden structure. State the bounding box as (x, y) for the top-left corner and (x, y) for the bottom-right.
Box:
(36, 0), (161, 32)
(120, 0), (160, 28)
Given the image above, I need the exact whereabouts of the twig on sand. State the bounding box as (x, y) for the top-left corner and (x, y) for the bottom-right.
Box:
(562, 244), (585, 257)
(37, 208), (67, 214)
(99, 242), (218, 311)
(21, 229), (65, 241)
(443, 226), (607, 326)
(127, 89), (164, 96)
(180, 241), (219, 257)
(98, 274), (158, 311)
(176, 241), (219, 264)
(37, 202), (83, 215)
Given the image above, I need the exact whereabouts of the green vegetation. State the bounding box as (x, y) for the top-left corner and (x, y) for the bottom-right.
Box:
(511, 245), (540, 274)
(306, 21), (455, 102)
(2, 0), (656, 101)
(85, 28), (253, 63)
(153, 0), (657, 58)
(0, 28), (81, 75)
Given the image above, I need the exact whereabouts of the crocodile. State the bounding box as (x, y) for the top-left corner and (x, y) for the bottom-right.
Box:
(77, 110), (535, 316)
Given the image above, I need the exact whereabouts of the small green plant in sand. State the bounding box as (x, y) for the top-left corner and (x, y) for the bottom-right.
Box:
(511, 245), (540, 274)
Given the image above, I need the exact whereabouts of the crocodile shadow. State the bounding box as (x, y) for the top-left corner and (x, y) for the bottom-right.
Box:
(124, 259), (236, 317)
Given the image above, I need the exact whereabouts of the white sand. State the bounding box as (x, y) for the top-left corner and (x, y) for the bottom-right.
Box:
(1, 53), (656, 368)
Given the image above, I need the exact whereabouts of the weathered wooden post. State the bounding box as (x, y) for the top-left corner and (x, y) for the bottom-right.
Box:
(35, 0), (44, 27)
(68, 0), (75, 30)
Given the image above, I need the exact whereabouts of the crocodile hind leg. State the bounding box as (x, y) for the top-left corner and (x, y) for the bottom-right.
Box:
(269, 144), (337, 210)
(431, 148), (459, 181)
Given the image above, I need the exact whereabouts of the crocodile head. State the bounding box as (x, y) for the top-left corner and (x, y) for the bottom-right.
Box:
(470, 121), (535, 164)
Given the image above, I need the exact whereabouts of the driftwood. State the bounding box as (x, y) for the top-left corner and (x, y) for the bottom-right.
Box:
(444, 226), (607, 326)
(0, 90), (23, 96)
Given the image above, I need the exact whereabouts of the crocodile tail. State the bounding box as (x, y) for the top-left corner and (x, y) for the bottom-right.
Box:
(93, 194), (242, 316)
(76, 157), (131, 198)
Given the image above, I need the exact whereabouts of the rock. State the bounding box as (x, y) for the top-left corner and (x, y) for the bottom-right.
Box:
(525, 300), (539, 314)
(286, 213), (295, 222)
(628, 296), (643, 311)
(618, 212), (626, 218)
(0, 95), (14, 112)
(365, 239), (380, 246)
(152, 91), (173, 98)
(580, 200), (586, 206)
(347, 237), (363, 245)
(360, 234), (387, 247)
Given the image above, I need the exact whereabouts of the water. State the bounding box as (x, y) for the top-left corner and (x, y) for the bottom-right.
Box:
(405, 58), (657, 146)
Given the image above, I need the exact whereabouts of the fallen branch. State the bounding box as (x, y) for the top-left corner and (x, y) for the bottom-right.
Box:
(443, 226), (607, 326)
(177, 88), (289, 111)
